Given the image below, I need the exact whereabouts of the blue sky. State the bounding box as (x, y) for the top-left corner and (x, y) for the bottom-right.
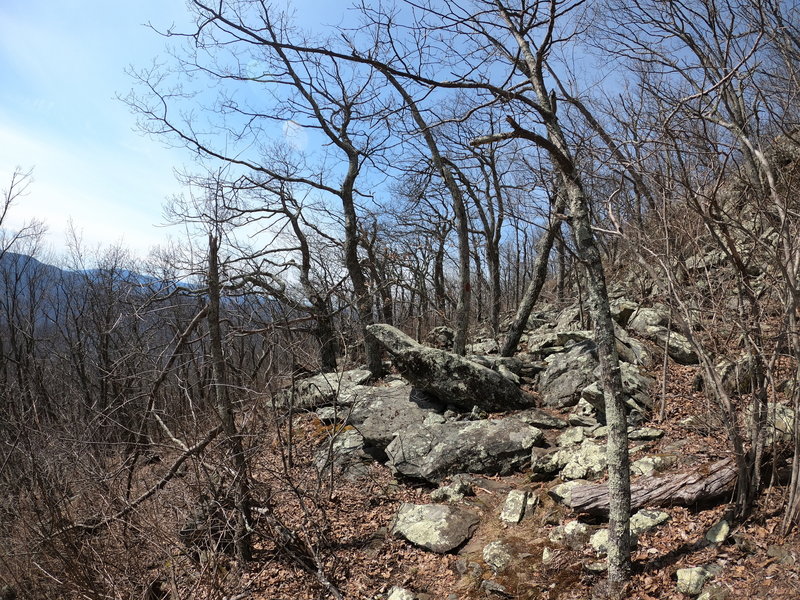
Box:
(0, 0), (347, 261)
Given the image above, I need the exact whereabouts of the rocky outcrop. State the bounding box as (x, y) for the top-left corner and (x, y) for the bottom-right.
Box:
(386, 418), (544, 483)
(391, 503), (480, 553)
(538, 339), (654, 418)
(367, 324), (533, 411)
(280, 368), (372, 409)
(318, 384), (445, 460)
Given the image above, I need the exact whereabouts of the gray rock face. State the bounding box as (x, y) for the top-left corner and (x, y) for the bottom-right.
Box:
(281, 368), (372, 409)
(392, 503), (480, 553)
(426, 325), (455, 350)
(322, 384), (445, 460)
(499, 490), (528, 524)
(386, 418), (544, 483)
(483, 540), (514, 572)
(314, 428), (371, 480)
(367, 324), (533, 411)
(539, 340), (599, 408)
(676, 566), (711, 596)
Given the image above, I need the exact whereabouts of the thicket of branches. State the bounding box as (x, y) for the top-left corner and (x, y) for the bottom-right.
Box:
(3, 0), (800, 598)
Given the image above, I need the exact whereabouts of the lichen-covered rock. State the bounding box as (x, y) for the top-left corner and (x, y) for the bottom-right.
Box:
(430, 474), (475, 502)
(560, 440), (608, 480)
(281, 368), (372, 409)
(387, 586), (416, 600)
(557, 427), (585, 446)
(548, 480), (588, 507)
(676, 566), (711, 596)
(539, 340), (599, 408)
(322, 385), (445, 460)
(391, 503), (480, 553)
(386, 418), (544, 483)
(631, 454), (677, 477)
(426, 325), (455, 350)
(367, 324), (533, 412)
(549, 520), (591, 549)
(483, 540), (514, 572)
(499, 490), (528, 524)
(515, 408), (568, 429)
(630, 509), (670, 535)
(706, 520), (730, 545)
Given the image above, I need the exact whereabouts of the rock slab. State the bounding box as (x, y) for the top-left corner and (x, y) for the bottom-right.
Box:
(386, 419), (544, 483)
(392, 503), (480, 553)
(367, 324), (533, 411)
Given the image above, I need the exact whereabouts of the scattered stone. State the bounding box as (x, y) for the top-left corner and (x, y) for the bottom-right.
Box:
(387, 586), (416, 600)
(426, 326), (455, 350)
(568, 398), (599, 427)
(549, 520), (591, 550)
(549, 480), (588, 507)
(313, 427), (371, 479)
(590, 425), (609, 438)
(367, 324), (534, 412)
(630, 509), (670, 535)
(391, 503), (480, 553)
(539, 340), (598, 408)
(590, 528), (638, 555)
(387, 419), (544, 483)
(767, 543), (797, 565)
(676, 566), (711, 596)
(560, 440), (608, 480)
(696, 585), (729, 600)
(557, 427), (585, 446)
(542, 547), (554, 564)
(705, 519), (730, 545)
(584, 560), (608, 573)
(483, 540), (514, 572)
(515, 408), (568, 429)
(530, 447), (568, 480)
(631, 455), (678, 477)
(628, 427), (665, 441)
(480, 580), (513, 597)
(499, 490), (528, 524)
(281, 368), (372, 409)
(430, 475), (475, 502)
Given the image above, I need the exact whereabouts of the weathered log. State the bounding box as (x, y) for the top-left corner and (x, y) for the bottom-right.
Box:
(567, 457), (737, 515)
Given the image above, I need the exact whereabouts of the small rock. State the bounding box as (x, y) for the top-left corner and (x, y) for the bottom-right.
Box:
(515, 408), (568, 429)
(550, 520), (591, 549)
(630, 509), (670, 535)
(705, 520), (730, 545)
(590, 528), (638, 556)
(584, 559), (608, 572)
(697, 585), (729, 600)
(387, 586), (416, 600)
(676, 566), (711, 596)
(542, 547), (554, 563)
(631, 455), (677, 477)
(549, 480), (588, 507)
(392, 503), (480, 553)
(590, 425), (609, 438)
(431, 475), (475, 502)
(480, 580), (512, 597)
(628, 427), (665, 441)
(766, 543), (796, 565)
(560, 440), (607, 480)
(557, 427), (585, 446)
(483, 541), (514, 573)
(499, 489), (528, 524)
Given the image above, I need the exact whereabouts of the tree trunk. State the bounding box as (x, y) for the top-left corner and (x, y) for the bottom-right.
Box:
(207, 233), (252, 562)
(500, 191), (567, 357)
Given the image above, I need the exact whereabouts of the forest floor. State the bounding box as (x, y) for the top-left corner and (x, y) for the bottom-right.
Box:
(205, 359), (800, 600)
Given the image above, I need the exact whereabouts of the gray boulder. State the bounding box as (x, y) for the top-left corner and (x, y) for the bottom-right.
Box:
(321, 384), (445, 460)
(280, 368), (372, 409)
(539, 340), (598, 408)
(367, 324), (533, 411)
(386, 418), (544, 483)
(426, 325), (455, 350)
(392, 503), (480, 553)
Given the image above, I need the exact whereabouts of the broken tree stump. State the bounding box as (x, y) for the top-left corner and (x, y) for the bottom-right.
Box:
(566, 457), (737, 515)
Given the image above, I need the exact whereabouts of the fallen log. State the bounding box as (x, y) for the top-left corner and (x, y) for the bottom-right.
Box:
(566, 457), (737, 515)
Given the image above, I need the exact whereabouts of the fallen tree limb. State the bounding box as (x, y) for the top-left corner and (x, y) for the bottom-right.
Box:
(567, 457), (737, 515)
